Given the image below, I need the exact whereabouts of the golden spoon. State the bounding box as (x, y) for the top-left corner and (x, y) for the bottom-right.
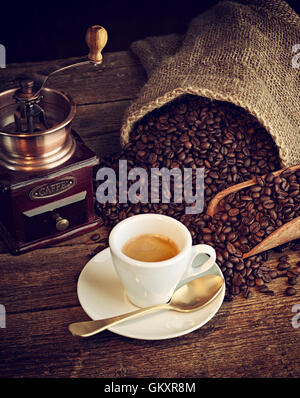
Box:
(69, 274), (224, 337)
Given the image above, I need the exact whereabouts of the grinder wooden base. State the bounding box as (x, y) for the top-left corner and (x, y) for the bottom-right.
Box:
(0, 131), (101, 255)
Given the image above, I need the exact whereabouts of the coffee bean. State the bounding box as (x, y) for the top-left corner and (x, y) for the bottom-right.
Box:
(235, 262), (245, 271)
(286, 269), (299, 278)
(229, 256), (241, 264)
(90, 233), (100, 241)
(277, 262), (290, 270)
(264, 289), (275, 296)
(285, 287), (296, 296)
(148, 153), (158, 164)
(257, 285), (268, 292)
(247, 279), (256, 287)
(257, 284), (267, 292)
(262, 273), (272, 283)
(228, 208), (239, 217)
(255, 278), (264, 286)
(266, 173), (275, 183)
(233, 273), (244, 286)
(250, 186), (262, 193)
(269, 270), (278, 279)
(234, 248), (243, 258)
(179, 133), (189, 142)
(226, 241), (236, 255)
(288, 277), (297, 285)
(263, 200), (275, 209)
(257, 285), (274, 295)
(227, 232), (237, 242)
(243, 289), (253, 298)
(201, 142), (211, 150)
(249, 222), (260, 234)
(231, 285), (240, 295)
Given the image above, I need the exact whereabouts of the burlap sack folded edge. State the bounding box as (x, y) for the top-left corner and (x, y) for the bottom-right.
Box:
(120, 0), (300, 167)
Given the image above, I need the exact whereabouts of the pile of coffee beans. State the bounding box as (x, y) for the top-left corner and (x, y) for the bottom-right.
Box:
(94, 95), (299, 299)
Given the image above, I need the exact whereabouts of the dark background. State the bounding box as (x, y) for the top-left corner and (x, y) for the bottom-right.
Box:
(0, 0), (299, 64)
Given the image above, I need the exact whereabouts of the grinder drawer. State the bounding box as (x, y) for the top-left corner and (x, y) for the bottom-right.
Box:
(22, 191), (87, 242)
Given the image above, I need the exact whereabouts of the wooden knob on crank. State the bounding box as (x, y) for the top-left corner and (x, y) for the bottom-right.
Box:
(85, 25), (108, 64)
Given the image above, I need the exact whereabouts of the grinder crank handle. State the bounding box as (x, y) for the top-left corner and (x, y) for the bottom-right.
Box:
(26, 25), (108, 98)
(41, 25), (108, 77)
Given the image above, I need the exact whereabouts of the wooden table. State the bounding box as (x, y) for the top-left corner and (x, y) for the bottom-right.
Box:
(0, 51), (299, 379)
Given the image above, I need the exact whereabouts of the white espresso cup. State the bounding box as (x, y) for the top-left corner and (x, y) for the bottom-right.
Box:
(109, 214), (216, 308)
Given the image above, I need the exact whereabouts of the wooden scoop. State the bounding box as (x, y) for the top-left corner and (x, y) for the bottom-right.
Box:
(206, 164), (300, 259)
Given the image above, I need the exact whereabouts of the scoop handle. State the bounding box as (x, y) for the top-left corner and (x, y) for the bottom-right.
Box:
(69, 303), (168, 337)
(85, 25), (108, 64)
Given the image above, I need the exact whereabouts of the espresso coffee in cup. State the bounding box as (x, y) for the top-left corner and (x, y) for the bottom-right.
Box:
(109, 214), (217, 307)
(122, 234), (179, 262)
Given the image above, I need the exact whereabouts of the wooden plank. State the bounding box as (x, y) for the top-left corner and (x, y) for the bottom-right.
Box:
(0, 243), (99, 313)
(74, 100), (132, 136)
(82, 130), (121, 157)
(0, 285), (299, 377)
(71, 101), (131, 156)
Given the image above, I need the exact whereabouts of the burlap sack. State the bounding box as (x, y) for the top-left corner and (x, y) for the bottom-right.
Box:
(120, 0), (300, 167)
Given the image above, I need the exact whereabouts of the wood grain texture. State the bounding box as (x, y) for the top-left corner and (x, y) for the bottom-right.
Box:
(0, 52), (299, 378)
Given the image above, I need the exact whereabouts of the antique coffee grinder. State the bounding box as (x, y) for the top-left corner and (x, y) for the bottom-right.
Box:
(0, 26), (107, 254)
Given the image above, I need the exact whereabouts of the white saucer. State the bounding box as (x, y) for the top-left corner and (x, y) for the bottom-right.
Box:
(77, 248), (225, 340)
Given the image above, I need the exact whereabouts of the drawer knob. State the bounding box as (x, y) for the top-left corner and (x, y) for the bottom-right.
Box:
(53, 213), (69, 231)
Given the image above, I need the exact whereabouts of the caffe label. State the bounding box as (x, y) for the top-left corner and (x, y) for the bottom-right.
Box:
(30, 177), (76, 200)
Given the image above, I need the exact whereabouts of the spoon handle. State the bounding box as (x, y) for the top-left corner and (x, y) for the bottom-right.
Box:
(69, 303), (169, 337)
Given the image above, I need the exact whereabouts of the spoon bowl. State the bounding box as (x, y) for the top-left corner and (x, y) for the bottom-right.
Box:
(168, 275), (224, 311)
(69, 274), (224, 337)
